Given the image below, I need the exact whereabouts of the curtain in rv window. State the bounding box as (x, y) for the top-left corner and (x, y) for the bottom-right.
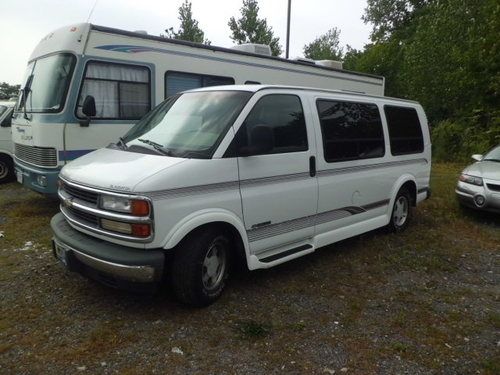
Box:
(77, 62), (150, 120)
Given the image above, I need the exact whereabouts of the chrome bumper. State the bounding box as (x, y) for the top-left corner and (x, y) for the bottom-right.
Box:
(53, 238), (156, 283)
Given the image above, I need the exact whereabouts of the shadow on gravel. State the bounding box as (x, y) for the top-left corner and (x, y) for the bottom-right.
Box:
(458, 206), (500, 228)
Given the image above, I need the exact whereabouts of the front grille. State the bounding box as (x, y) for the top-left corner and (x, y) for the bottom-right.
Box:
(14, 143), (57, 167)
(487, 183), (500, 192)
(62, 182), (99, 204)
(65, 206), (99, 226)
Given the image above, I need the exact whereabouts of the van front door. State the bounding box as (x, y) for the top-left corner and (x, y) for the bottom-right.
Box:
(232, 93), (318, 255)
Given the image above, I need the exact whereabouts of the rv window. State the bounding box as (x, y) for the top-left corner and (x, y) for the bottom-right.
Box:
(165, 71), (234, 98)
(232, 94), (308, 156)
(77, 61), (151, 120)
(317, 100), (385, 162)
(384, 106), (424, 155)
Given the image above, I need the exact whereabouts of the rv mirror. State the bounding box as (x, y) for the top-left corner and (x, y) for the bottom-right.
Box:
(239, 125), (274, 156)
(82, 95), (96, 117)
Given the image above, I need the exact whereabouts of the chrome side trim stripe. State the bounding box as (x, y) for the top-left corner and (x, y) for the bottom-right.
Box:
(247, 199), (390, 242)
(317, 158), (428, 177)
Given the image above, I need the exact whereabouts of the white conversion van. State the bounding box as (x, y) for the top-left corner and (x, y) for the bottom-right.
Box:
(12, 23), (384, 196)
(0, 101), (15, 183)
(51, 85), (431, 306)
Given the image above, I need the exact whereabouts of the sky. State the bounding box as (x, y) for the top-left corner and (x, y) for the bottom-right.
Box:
(0, 0), (372, 85)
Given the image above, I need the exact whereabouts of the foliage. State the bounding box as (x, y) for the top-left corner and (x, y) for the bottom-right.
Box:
(228, 0), (282, 56)
(0, 82), (20, 100)
(303, 28), (343, 61)
(432, 111), (500, 162)
(363, 0), (432, 42)
(351, 0), (500, 161)
(165, 0), (210, 44)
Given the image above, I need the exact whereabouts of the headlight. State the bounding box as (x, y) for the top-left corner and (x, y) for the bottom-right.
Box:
(101, 195), (150, 216)
(459, 174), (483, 186)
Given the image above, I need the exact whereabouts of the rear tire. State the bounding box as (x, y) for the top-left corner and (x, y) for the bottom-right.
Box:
(387, 188), (411, 232)
(0, 155), (14, 184)
(171, 228), (230, 307)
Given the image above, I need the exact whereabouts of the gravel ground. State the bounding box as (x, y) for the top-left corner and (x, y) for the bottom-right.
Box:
(0, 163), (499, 374)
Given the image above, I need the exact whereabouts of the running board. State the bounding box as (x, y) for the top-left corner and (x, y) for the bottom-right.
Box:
(259, 244), (313, 263)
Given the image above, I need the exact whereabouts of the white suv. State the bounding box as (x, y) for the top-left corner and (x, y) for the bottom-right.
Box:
(51, 85), (431, 306)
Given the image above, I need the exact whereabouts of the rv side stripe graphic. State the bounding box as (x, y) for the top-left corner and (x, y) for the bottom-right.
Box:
(246, 199), (391, 242)
(95, 44), (383, 87)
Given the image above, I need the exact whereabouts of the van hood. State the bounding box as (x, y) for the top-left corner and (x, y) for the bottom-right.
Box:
(464, 161), (500, 181)
(60, 148), (187, 193)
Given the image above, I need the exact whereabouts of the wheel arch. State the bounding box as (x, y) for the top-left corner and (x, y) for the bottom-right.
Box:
(163, 209), (250, 269)
(390, 175), (418, 208)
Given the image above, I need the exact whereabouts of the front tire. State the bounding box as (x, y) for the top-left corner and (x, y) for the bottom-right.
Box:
(387, 188), (411, 232)
(171, 228), (230, 306)
(0, 155), (14, 184)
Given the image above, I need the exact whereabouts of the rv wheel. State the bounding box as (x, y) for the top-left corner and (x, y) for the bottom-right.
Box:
(0, 155), (14, 184)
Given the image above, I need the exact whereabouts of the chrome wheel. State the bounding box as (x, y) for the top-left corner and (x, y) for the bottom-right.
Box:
(392, 196), (409, 227)
(202, 239), (227, 291)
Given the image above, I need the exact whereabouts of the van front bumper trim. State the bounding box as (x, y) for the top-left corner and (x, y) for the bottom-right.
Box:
(51, 213), (164, 285)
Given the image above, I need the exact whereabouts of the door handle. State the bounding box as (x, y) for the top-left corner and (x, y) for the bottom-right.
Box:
(309, 156), (316, 177)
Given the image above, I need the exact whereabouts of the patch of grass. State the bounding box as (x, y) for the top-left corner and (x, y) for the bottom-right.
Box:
(390, 341), (409, 353)
(235, 319), (272, 339)
(488, 312), (500, 329)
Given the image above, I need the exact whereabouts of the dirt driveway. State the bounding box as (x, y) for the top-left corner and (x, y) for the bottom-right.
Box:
(0, 163), (498, 374)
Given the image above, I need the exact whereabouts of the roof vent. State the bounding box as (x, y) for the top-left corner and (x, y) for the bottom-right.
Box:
(315, 60), (343, 70)
(231, 43), (272, 56)
(134, 30), (148, 35)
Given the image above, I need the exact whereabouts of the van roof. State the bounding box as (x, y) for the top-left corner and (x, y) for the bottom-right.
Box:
(187, 84), (420, 105)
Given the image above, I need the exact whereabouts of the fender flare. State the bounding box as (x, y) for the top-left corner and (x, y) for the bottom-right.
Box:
(162, 208), (250, 257)
(388, 174), (417, 214)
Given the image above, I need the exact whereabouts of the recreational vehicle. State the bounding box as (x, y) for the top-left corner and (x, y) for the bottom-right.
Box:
(12, 23), (384, 195)
(51, 85), (431, 306)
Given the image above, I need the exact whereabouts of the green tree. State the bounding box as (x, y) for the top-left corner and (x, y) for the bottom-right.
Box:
(228, 0), (282, 56)
(165, 0), (210, 44)
(363, 0), (432, 41)
(303, 28), (343, 61)
(0, 82), (20, 100)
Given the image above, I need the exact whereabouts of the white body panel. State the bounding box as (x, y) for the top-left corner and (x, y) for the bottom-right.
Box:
(58, 86), (432, 271)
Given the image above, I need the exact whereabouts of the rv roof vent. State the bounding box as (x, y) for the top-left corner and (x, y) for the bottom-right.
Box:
(293, 57), (316, 65)
(315, 60), (343, 70)
(231, 43), (272, 56)
(134, 30), (148, 35)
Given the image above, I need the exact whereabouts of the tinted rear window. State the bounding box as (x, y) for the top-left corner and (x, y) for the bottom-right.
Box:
(317, 100), (385, 162)
(384, 106), (424, 155)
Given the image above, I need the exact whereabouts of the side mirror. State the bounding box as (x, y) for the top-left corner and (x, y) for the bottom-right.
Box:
(471, 154), (483, 162)
(80, 95), (96, 127)
(239, 125), (274, 156)
(0, 112), (12, 127)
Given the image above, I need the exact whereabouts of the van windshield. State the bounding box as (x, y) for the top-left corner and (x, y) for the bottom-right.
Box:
(122, 90), (252, 159)
(16, 53), (76, 113)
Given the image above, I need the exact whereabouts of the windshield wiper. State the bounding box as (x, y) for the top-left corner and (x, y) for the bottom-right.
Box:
(483, 158), (500, 162)
(117, 137), (128, 150)
(138, 138), (174, 156)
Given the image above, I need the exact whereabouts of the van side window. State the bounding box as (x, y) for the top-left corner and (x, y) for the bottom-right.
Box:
(317, 100), (385, 162)
(233, 94), (308, 156)
(77, 61), (151, 120)
(384, 106), (424, 155)
(165, 71), (235, 97)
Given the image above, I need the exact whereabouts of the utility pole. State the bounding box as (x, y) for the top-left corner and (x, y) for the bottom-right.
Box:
(286, 0), (291, 58)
